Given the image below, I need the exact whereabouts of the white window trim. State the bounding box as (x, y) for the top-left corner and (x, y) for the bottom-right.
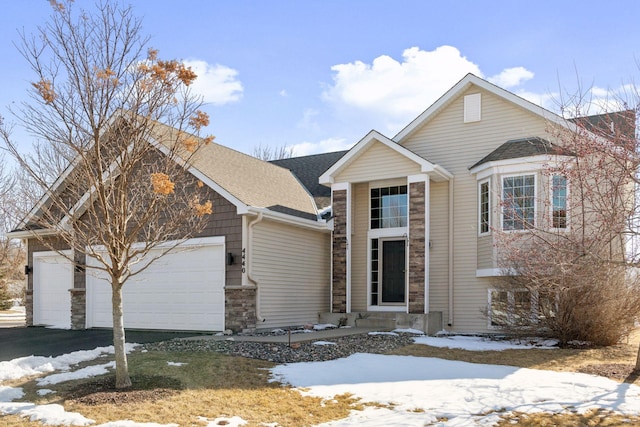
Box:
(549, 174), (570, 232)
(367, 231), (409, 312)
(500, 172), (537, 232)
(478, 178), (491, 236)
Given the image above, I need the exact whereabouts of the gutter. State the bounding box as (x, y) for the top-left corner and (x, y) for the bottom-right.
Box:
(5, 228), (58, 240)
(448, 178), (454, 327)
(246, 206), (330, 231)
(246, 212), (265, 323)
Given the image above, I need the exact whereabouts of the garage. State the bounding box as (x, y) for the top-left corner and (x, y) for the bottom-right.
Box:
(86, 236), (226, 331)
(33, 251), (73, 329)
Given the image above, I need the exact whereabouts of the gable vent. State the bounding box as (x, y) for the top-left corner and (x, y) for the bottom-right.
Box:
(464, 93), (481, 123)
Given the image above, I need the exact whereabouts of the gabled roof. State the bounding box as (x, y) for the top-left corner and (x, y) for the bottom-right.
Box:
(270, 150), (348, 209)
(319, 130), (452, 185)
(13, 118), (320, 234)
(570, 110), (637, 140)
(469, 137), (570, 170)
(393, 73), (569, 143)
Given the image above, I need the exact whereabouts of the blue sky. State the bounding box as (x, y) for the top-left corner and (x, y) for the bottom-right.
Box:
(1, 1), (640, 157)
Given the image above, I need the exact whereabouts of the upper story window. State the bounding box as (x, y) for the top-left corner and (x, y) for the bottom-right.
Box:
(502, 174), (535, 231)
(552, 175), (567, 229)
(479, 180), (490, 234)
(371, 185), (407, 229)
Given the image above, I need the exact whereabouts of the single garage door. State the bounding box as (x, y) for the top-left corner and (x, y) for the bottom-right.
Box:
(33, 251), (73, 329)
(86, 236), (225, 331)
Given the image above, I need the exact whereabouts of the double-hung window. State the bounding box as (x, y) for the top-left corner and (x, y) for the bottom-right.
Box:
(502, 174), (535, 230)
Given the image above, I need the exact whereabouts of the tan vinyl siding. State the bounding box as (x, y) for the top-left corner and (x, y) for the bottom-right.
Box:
(428, 181), (449, 319)
(477, 235), (493, 269)
(403, 86), (550, 332)
(251, 220), (330, 329)
(335, 141), (421, 183)
(351, 183), (369, 311)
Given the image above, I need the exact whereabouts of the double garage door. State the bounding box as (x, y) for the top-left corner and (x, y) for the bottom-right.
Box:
(33, 237), (225, 331)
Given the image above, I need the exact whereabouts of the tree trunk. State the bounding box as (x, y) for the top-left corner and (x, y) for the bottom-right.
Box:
(636, 343), (640, 373)
(112, 282), (132, 389)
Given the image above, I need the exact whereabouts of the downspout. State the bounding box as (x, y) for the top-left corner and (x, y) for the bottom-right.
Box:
(247, 212), (264, 323)
(448, 178), (454, 327)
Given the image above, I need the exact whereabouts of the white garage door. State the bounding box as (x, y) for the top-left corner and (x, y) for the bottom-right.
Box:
(86, 236), (225, 331)
(33, 251), (72, 329)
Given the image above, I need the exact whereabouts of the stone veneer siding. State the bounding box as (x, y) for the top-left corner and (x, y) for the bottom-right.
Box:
(225, 287), (257, 332)
(332, 189), (348, 312)
(408, 181), (426, 313)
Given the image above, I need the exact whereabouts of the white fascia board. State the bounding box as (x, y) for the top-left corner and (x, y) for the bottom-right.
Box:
(319, 130), (380, 185)
(148, 136), (251, 215)
(393, 73), (576, 143)
(5, 228), (59, 240)
(245, 207), (330, 232)
(469, 154), (573, 180)
(16, 113), (126, 230)
(320, 129), (451, 184)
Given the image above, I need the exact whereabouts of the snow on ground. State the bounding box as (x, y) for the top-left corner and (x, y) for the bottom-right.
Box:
(271, 353), (640, 426)
(0, 344), (142, 426)
(37, 362), (116, 386)
(197, 415), (247, 426)
(0, 343), (138, 382)
(414, 334), (559, 351)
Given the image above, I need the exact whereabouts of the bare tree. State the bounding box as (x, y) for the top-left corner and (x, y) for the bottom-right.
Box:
(252, 143), (295, 160)
(0, 152), (24, 310)
(1, 1), (215, 388)
(493, 89), (640, 365)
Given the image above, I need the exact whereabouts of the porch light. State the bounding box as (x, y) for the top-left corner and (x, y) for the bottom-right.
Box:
(227, 252), (235, 266)
(24, 265), (32, 275)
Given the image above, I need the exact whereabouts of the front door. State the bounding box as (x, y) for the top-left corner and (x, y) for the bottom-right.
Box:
(381, 239), (406, 304)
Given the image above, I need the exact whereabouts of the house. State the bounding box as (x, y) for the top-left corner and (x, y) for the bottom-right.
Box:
(316, 73), (630, 334)
(8, 127), (332, 333)
(9, 73), (624, 334)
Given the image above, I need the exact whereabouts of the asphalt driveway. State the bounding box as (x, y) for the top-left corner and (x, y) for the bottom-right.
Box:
(0, 327), (203, 361)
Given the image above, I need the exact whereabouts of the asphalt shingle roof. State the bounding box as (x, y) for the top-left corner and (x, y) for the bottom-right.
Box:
(470, 137), (567, 170)
(152, 123), (320, 220)
(271, 150), (348, 209)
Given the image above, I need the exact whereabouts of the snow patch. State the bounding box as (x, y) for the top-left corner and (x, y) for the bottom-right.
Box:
(414, 335), (558, 351)
(313, 323), (337, 331)
(368, 331), (398, 336)
(197, 415), (247, 426)
(271, 353), (640, 426)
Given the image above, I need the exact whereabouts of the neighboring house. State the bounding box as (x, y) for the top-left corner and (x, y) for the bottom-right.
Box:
(8, 73), (627, 334)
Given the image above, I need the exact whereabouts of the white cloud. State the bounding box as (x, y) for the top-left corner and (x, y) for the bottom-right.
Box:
(514, 89), (559, 111)
(488, 67), (534, 88)
(322, 46), (483, 131)
(279, 89), (288, 97)
(183, 60), (243, 105)
(290, 137), (353, 156)
(297, 108), (320, 131)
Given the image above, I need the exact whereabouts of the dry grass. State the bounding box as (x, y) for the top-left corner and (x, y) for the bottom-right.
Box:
(2, 331), (640, 426)
(391, 329), (640, 385)
(9, 350), (360, 427)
